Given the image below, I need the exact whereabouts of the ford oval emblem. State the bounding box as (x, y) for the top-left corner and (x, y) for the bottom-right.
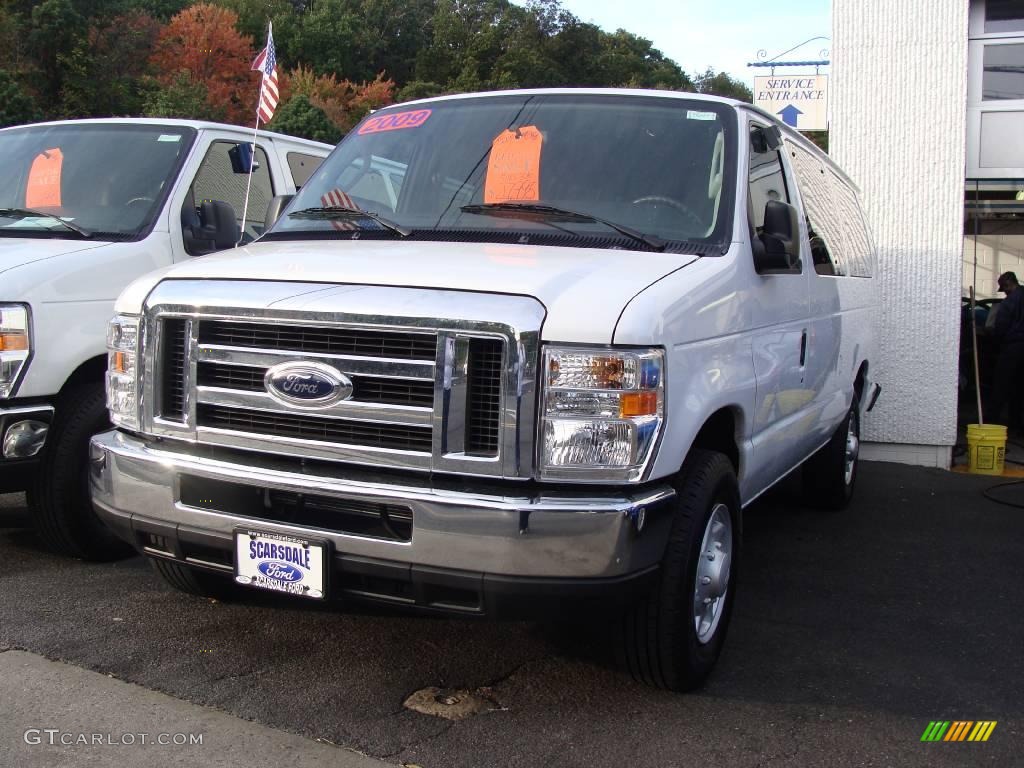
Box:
(258, 561), (304, 582)
(264, 361), (353, 408)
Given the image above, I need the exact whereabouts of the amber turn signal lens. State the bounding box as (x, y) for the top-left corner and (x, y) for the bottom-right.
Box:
(0, 333), (28, 351)
(112, 351), (127, 373)
(619, 391), (657, 417)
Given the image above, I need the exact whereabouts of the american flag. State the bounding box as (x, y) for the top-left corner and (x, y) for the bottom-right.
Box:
(321, 188), (358, 230)
(251, 23), (279, 123)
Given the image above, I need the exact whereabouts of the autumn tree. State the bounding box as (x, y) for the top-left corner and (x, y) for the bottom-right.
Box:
(149, 3), (256, 124)
(282, 65), (395, 136)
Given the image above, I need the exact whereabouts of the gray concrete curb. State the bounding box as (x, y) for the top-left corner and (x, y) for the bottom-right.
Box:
(0, 650), (392, 768)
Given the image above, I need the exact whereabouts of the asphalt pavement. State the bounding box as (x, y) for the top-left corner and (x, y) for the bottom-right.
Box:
(1, 462), (1021, 767)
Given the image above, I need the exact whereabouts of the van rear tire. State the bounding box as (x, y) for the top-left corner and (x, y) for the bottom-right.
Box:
(615, 449), (741, 692)
(803, 395), (860, 510)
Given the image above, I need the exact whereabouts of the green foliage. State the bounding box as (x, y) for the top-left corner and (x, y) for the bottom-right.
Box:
(61, 11), (162, 117)
(143, 71), (225, 121)
(29, 0), (84, 108)
(0, 68), (41, 127)
(212, 0), (295, 45)
(395, 80), (446, 103)
(805, 131), (829, 153)
(694, 68), (752, 102)
(268, 94), (342, 143)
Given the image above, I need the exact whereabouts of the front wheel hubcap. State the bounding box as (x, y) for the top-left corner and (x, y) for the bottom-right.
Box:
(693, 503), (733, 644)
(844, 412), (860, 486)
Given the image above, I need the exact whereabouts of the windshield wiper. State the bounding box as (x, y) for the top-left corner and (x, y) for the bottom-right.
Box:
(288, 206), (410, 237)
(0, 207), (92, 238)
(460, 202), (665, 251)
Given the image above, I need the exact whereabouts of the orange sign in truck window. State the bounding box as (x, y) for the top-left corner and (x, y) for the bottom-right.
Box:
(484, 126), (542, 204)
(26, 148), (63, 208)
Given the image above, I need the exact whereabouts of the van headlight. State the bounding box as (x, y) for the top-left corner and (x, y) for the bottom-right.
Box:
(106, 314), (141, 430)
(0, 304), (31, 399)
(540, 346), (664, 482)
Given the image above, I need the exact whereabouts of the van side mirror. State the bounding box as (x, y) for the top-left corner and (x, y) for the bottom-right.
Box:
(264, 194), (294, 229)
(228, 143), (259, 174)
(183, 200), (240, 255)
(753, 200), (801, 273)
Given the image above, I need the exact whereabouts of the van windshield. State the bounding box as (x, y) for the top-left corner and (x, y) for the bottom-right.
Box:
(268, 94), (736, 252)
(0, 123), (195, 241)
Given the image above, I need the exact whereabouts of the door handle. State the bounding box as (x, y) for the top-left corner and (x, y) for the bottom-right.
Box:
(799, 329), (807, 367)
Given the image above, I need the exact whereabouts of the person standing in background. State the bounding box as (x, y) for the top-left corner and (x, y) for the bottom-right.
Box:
(988, 271), (1024, 429)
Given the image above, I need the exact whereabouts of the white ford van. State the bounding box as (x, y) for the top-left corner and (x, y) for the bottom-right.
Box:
(88, 91), (879, 690)
(0, 119), (330, 559)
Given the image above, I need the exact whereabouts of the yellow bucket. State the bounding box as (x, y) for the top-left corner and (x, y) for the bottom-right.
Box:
(967, 424), (1007, 475)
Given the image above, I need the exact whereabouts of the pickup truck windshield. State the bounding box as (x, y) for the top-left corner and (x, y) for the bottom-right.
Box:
(0, 124), (195, 241)
(269, 94), (736, 251)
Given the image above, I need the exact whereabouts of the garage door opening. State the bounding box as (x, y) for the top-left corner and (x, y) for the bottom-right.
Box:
(961, 179), (1024, 440)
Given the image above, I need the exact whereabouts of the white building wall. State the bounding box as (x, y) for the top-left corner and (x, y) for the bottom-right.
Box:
(832, 0), (969, 467)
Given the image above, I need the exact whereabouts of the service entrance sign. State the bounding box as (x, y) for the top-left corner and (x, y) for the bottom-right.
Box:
(754, 74), (829, 131)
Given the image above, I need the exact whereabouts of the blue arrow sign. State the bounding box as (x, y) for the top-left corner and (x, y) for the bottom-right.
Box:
(777, 105), (803, 127)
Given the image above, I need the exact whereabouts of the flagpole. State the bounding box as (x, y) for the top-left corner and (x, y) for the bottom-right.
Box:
(238, 20), (273, 247)
(237, 110), (261, 247)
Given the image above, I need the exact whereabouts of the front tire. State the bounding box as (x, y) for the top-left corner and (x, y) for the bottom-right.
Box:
(802, 395), (860, 510)
(30, 382), (133, 561)
(616, 449), (741, 691)
(150, 558), (236, 599)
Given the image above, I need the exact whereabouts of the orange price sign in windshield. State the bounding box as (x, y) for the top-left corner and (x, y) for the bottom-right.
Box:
(26, 148), (63, 208)
(484, 126), (543, 204)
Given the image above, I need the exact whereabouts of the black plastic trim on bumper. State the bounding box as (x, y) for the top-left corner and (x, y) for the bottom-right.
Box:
(103, 506), (659, 619)
(0, 457), (41, 493)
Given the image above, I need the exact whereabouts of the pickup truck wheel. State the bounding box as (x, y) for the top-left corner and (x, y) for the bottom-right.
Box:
(150, 558), (236, 599)
(30, 382), (133, 561)
(616, 449), (741, 691)
(802, 395), (860, 510)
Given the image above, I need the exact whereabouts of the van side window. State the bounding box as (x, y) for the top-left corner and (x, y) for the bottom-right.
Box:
(827, 171), (874, 277)
(787, 142), (844, 276)
(748, 126), (790, 230)
(188, 141), (274, 243)
(287, 152), (324, 189)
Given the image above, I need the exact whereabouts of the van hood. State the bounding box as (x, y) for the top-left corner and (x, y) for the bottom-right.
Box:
(125, 239), (700, 343)
(0, 236), (110, 275)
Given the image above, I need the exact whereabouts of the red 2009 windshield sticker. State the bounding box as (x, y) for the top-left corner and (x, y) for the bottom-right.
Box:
(357, 109), (432, 135)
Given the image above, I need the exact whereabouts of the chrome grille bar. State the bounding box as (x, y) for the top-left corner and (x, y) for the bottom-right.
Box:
(194, 387), (433, 427)
(197, 345), (435, 380)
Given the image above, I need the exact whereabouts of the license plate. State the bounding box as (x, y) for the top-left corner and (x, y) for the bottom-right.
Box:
(234, 529), (327, 599)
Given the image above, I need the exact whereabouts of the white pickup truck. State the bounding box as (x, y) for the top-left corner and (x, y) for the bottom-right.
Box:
(0, 118), (330, 559)
(89, 90), (879, 690)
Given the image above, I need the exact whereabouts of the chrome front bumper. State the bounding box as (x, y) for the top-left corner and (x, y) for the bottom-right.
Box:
(89, 429), (676, 581)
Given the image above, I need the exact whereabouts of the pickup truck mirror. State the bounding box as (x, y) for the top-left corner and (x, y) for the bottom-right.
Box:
(264, 194), (294, 229)
(184, 200), (240, 255)
(753, 200), (801, 273)
(228, 143), (259, 174)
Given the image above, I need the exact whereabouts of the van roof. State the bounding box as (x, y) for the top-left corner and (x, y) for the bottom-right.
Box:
(395, 87), (857, 193)
(0, 117), (333, 151)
